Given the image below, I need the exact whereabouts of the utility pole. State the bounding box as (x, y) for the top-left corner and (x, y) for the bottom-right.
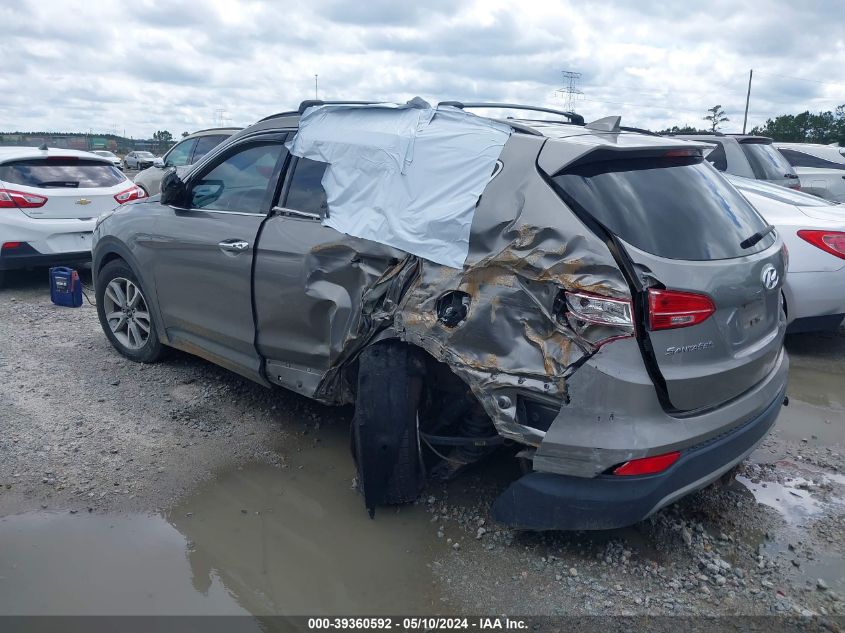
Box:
(555, 71), (583, 112)
(315, 74), (318, 100)
(742, 69), (753, 134)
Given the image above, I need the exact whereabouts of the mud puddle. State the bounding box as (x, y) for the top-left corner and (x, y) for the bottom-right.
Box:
(0, 429), (442, 615)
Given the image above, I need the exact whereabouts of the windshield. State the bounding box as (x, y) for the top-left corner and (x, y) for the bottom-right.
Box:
(0, 159), (126, 188)
(553, 155), (775, 260)
(740, 143), (796, 180)
(137, 152), (155, 159)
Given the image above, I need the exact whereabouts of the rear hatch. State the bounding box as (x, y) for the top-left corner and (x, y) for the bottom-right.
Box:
(0, 156), (130, 219)
(552, 149), (786, 412)
(737, 137), (801, 189)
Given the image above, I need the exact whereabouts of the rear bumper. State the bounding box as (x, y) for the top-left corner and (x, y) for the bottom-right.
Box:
(492, 382), (786, 530)
(0, 245), (91, 270)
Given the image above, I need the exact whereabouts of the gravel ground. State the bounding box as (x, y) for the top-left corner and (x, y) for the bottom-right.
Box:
(0, 268), (843, 619)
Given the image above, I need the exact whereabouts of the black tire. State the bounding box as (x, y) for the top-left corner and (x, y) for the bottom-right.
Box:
(95, 259), (166, 363)
(352, 342), (426, 506)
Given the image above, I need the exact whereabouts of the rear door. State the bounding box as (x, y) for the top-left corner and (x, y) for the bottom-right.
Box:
(554, 152), (786, 412)
(0, 157), (129, 219)
(254, 156), (401, 396)
(151, 135), (288, 381)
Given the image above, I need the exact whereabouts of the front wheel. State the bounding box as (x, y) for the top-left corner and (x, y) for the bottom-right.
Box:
(96, 259), (166, 363)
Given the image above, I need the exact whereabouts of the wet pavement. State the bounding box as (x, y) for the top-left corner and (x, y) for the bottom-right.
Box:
(0, 431), (441, 615)
(1, 270), (843, 616)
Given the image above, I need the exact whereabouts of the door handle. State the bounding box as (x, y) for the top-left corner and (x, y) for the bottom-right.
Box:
(218, 239), (250, 253)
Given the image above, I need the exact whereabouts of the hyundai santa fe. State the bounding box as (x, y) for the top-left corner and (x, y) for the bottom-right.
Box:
(92, 100), (789, 530)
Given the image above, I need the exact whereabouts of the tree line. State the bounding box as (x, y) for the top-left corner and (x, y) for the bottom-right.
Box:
(659, 104), (845, 144)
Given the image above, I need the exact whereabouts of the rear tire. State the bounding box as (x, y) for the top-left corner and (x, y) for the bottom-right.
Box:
(352, 342), (426, 506)
(96, 259), (166, 363)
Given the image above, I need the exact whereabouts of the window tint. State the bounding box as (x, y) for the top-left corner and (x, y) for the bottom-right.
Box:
(553, 155), (774, 261)
(0, 159), (126, 188)
(191, 135), (228, 163)
(164, 139), (196, 167)
(739, 143), (796, 180)
(190, 143), (284, 214)
(779, 148), (845, 170)
(703, 143), (727, 171)
(283, 158), (328, 216)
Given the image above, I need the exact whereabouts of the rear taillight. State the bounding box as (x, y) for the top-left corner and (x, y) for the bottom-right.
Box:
(788, 184), (801, 190)
(560, 290), (634, 348)
(613, 451), (681, 476)
(0, 188), (48, 209)
(564, 291), (634, 329)
(648, 288), (715, 330)
(114, 185), (147, 204)
(2, 241), (24, 250)
(798, 230), (845, 260)
(798, 230), (845, 259)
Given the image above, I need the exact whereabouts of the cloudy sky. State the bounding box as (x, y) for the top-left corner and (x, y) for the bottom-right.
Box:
(1, 0), (843, 138)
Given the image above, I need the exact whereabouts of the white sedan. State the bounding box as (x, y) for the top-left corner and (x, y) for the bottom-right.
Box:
(727, 174), (845, 332)
(90, 150), (123, 170)
(0, 147), (146, 284)
(775, 143), (845, 203)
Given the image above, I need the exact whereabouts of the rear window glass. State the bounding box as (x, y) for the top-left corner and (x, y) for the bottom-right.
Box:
(740, 143), (796, 180)
(703, 143), (727, 171)
(0, 159), (126, 188)
(779, 148), (845, 170)
(553, 155), (775, 261)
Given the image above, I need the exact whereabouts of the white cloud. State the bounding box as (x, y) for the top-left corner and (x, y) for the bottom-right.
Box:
(0, 0), (842, 137)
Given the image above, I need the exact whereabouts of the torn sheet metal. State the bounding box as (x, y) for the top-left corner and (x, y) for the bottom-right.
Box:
(298, 134), (630, 449)
(287, 99), (512, 269)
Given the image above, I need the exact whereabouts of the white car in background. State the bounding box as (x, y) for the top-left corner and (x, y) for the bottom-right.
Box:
(90, 150), (123, 170)
(727, 174), (845, 333)
(0, 147), (146, 285)
(775, 143), (845, 202)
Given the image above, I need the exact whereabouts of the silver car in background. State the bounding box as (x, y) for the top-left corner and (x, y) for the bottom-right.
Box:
(776, 143), (845, 202)
(672, 133), (801, 190)
(133, 128), (239, 196)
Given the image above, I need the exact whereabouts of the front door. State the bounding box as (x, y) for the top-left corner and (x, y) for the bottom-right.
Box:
(152, 135), (287, 381)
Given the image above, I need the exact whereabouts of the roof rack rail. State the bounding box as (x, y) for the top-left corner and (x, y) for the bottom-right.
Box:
(619, 126), (660, 137)
(668, 131), (725, 137)
(440, 101), (585, 126)
(297, 100), (386, 114)
(258, 110), (301, 122)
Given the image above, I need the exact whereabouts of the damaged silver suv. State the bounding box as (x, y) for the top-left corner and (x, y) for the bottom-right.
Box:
(92, 99), (789, 530)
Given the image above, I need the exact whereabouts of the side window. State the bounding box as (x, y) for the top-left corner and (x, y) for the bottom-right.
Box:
(283, 158), (329, 217)
(191, 135), (228, 164)
(779, 148), (845, 170)
(190, 143), (286, 214)
(703, 143), (728, 171)
(164, 139), (197, 167)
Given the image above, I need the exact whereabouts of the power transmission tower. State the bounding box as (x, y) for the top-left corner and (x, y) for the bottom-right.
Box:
(213, 108), (229, 127)
(556, 71), (583, 111)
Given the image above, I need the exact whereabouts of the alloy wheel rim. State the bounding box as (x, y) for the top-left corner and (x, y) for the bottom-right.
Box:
(104, 277), (151, 350)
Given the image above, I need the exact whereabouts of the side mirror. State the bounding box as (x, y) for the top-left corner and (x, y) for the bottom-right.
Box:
(160, 169), (187, 206)
(154, 158), (164, 168)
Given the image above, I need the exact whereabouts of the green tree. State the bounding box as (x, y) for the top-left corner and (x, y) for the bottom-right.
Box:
(751, 104), (845, 144)
(152, 130), (173, 154)
(703, 105), (729, 132)
(657, 124), (705, 135)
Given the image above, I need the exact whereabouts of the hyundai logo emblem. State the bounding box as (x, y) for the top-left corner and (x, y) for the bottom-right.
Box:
(760, 264), (779, 290)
